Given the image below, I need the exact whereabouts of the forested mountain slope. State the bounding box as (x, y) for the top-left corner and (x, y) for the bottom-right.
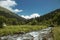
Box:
(0, 7), (26, 25)
(27, 9), (60, 25)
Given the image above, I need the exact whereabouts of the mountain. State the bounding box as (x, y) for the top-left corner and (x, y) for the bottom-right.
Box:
(0, 6), (26, 25)
(0, 6), (60, 25)
(27, 9), (60, 25)
(36, 9), (60, 25)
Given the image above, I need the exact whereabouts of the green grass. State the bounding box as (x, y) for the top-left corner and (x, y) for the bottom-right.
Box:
(0, 25), (60, 40)
(0, 25), (47, 36)
(53, 26), (60, 40)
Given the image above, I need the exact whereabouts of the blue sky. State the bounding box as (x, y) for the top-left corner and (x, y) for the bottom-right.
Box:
(0, 0), (60, 19)
(14, 0), (60, 15)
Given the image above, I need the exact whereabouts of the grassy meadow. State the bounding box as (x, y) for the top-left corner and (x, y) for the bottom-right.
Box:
(0, 25), (47, 36)
(0, 25), (60, 40)
(53, 26), (60, 40)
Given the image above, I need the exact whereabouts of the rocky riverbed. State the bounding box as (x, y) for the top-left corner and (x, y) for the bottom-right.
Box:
(0, 27), (53, 40)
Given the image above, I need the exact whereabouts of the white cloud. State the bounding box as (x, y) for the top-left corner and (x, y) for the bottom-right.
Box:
(0, 0), (23, 13)
(14, 9), (23, 13)
(21, 13), (40, 19)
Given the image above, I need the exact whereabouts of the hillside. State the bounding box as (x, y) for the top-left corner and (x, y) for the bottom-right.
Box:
(0, 6), (60, 25)
(36, 9), (60, 25)
(0, 7), (26, 25)
(27, 9), (60, 25)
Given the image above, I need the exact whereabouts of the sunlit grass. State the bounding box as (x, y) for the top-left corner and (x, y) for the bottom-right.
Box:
(0, 25), (47, 36)
(53, 26), (60, 40)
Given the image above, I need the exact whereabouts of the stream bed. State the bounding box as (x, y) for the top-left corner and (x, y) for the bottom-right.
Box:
(0, 27), (53, 40)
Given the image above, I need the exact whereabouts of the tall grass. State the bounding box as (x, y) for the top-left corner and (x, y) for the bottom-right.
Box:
(0, 25), (47, 36)
(53, 26), (60, 40)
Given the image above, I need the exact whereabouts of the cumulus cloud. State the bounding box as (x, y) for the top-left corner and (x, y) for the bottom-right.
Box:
(21, 13), (40, 19)
(0, 0), (23, 13)
(14, 9), (23, 13)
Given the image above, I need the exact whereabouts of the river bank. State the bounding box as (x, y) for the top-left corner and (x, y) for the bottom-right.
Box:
(0, 25), (47, 36)
(0, 27), (53, 40)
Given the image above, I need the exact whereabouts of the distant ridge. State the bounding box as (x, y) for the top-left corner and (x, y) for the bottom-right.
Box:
(27, 9), (60, 25)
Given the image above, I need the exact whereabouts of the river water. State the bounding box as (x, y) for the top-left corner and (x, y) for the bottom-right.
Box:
(0, 27), (53, 40)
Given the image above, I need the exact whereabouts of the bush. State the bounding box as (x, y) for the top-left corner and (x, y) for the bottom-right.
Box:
(0, 21), (3, 28)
